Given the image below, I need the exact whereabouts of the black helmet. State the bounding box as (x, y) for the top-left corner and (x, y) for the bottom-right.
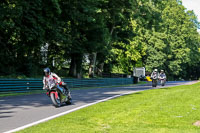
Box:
(44, 67), (50, 76)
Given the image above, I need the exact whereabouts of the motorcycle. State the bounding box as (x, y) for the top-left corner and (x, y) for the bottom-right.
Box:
(45, 78), (72, 107)
(159, 76), (166, 86)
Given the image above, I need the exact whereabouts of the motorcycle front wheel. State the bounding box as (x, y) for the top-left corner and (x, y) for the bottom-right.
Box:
(161, 80), (165, 86)
(152, 80), (157, 87)
(50, 92), (61, 107)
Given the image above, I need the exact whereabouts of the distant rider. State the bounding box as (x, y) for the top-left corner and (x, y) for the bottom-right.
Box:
(151, 69), (159, 79)
(159, 70), (166, 81)
(43, 68), (71, 99)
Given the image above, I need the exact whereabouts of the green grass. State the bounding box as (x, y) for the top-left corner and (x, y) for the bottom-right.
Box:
(0, 90), (45, 98)
(17, 82), (200, 133)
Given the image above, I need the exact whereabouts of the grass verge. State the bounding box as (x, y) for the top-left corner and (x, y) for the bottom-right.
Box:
(18, 82), (200, 133)
(0, 90), (45, 98)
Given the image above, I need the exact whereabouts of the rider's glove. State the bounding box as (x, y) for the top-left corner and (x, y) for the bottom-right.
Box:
(43, 86), (46, 90)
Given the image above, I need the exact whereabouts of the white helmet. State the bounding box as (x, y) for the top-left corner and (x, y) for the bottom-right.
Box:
(154, 69), (158, 72)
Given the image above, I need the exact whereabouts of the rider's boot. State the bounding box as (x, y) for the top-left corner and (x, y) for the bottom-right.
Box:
(62, 84), (72, 99)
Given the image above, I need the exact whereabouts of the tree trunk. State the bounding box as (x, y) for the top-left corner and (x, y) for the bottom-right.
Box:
(69, 53), (83, 78)
(76, 54), (83, 79)
(69, 55), (77, 77)
(88, 53), (97, 78)
(98, 63), (104, 77)
(92, 52), (97, 77)
(89, 64), (93, 77)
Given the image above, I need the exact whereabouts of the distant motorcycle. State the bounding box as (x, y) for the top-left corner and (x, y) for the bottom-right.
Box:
(45, 78), (72, 107)
(159, 75), (166, 86)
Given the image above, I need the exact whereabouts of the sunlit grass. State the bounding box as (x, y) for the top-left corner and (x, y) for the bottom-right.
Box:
(18, 82), (200, 133)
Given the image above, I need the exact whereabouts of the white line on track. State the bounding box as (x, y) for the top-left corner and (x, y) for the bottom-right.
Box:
(4, 90), (140, 133)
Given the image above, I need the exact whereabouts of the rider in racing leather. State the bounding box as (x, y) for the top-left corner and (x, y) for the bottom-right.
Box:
(159, 70), (166, 80)
(43, 68), (71, 99)
(151, 69), (159, 79)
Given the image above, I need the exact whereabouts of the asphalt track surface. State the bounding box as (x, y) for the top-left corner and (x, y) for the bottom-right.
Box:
(0, 81), (198, 133)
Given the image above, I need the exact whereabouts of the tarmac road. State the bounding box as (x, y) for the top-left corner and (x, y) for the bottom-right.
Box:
(0, 81), (198, 133)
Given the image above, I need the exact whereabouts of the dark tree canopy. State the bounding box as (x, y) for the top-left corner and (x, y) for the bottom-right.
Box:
(0, 0), (199, 80)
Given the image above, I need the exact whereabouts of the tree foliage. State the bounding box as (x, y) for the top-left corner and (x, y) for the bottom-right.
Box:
(0, 0), (199, 79)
